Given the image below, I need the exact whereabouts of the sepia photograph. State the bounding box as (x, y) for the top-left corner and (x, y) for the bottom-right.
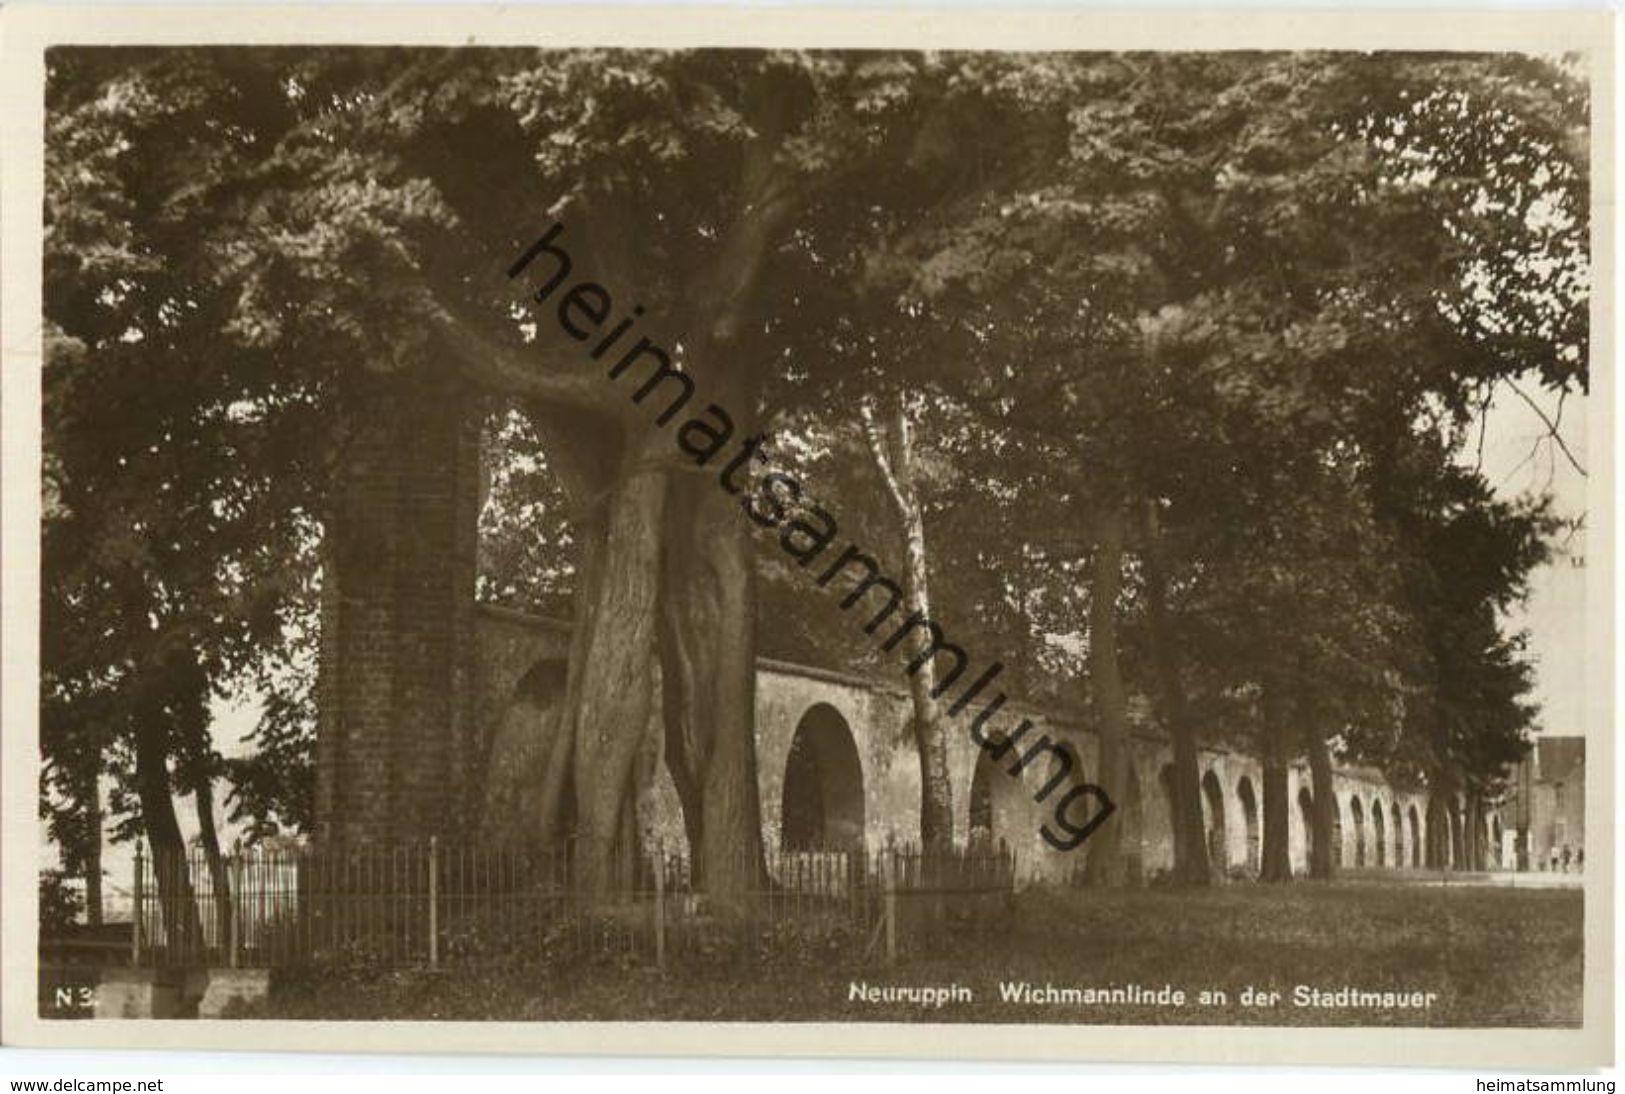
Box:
(0, 4), (1612, 1068)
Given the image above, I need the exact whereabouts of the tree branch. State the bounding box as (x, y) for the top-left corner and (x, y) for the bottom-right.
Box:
(1503, 377), (1587, 478)
(860, 398), (913, 524)
(423, 294), (614, 412)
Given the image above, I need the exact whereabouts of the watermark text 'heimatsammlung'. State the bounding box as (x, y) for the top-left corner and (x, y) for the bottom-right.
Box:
(507, 221), (1116, 851)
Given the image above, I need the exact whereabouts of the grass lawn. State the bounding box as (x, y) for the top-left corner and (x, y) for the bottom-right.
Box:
(248, 880), (1582, 1027)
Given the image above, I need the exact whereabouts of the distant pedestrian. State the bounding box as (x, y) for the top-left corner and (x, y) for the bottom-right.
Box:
(1576, 848), (1584, 872)
(1561, 845), (1572, 872)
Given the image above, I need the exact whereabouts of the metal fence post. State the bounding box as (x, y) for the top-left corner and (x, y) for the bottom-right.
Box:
(131, 841), (144, 966)
(427, 837), (440, 970)
(653, 841), (666, 972)
(883, 846), (897, 967)
(848, 847), (859, 924)
(228, 842), (243, 969)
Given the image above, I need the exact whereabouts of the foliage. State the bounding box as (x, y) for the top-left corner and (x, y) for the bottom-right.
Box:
(476, 406), (577, 618)
(38, 869), (85, 933)
(43, 51), (336, 850)
(859, 51), (1585, 784)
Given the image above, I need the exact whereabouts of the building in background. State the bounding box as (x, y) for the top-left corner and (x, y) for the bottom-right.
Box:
(1508, 736), (1586, 871)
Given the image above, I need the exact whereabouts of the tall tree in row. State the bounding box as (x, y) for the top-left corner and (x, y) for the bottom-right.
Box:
(859, 394), (956, 851)
(864, 50), (1585, 885)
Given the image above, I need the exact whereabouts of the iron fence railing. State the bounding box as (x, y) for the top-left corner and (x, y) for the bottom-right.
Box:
(126, 839), (1016, 970)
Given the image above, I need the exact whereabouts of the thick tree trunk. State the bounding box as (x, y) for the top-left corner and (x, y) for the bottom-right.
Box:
(659, 469), (768, 905)
(1140, 503), (1210, 887)
(657, 568), (708, 880)
(526, 390), (770, 908)
(519, 404), (668, 904)
(504, 122), (798, 905)
(521, 402), (619, 856)
(510, 142), (797, 905)
(1083, 503), (1130, 887)
(193, 775), (232, 952)
(133, 719), (201, 957)
(531, 521), (600, 852)
(564, 446), (669, 899)
(646, 112), (798, 897)
(1258, 686), (1293, 883)
(1304, 726), (1337, 881)
(862, 399), (953, 852)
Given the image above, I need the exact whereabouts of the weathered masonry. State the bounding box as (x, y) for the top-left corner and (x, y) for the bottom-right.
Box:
(315, 365), (1511, 880)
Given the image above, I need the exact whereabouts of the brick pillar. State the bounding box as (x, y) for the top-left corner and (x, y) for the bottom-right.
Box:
(315, 364), (480, 844)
